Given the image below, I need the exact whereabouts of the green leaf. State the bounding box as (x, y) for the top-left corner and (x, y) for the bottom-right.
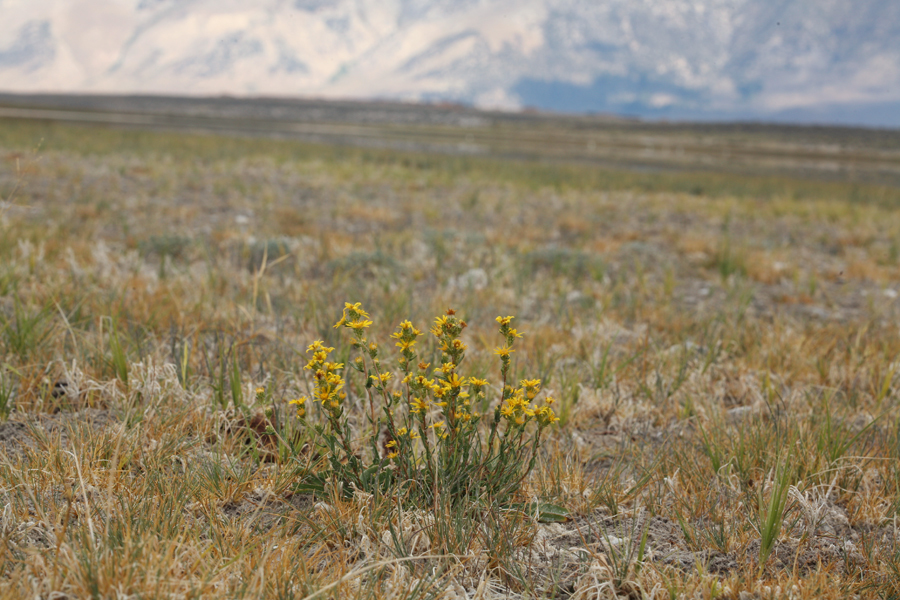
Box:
(512, 502), (571, 523)
(294, 474), (327, 496)
(109, 318), (129, 386)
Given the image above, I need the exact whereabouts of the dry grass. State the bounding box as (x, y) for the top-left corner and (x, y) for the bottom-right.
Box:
(0, 119), (900, 598)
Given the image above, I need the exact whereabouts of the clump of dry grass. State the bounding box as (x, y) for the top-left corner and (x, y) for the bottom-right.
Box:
(0, 119), (899, 598)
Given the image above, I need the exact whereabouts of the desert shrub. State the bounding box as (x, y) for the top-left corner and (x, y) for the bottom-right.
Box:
(292, 302), (558, 509)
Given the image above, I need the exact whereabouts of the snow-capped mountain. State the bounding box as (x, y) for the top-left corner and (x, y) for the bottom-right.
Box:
(1, 0), (898, 126)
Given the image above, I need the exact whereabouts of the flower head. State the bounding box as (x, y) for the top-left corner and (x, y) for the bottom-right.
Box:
(289, 396), (308, 418)
(520, 378), (542, 399)
(409, 396), (429, 414)
(334, 302), (370, 329)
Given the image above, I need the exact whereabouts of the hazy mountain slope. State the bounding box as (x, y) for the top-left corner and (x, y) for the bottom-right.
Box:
(0, 0), (898, 124)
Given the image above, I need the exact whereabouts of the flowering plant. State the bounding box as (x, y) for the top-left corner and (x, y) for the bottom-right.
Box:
(294, 302), (558, 506)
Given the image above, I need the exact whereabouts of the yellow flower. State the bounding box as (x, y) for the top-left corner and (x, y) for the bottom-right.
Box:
(392, 320), (421, 339)
(289, 397), (308, 406)
(536, 405), (559, 426)
(306, 340), (328, 353)
(520, 378), (541, 399)
(431, 315), (450, 337)
(496, 315), (515, 326)
(397, 427), (408, 436)
(307, 349), (330, 367)
(349, 319), (373, 331)
(387, 451), (399, 459)
(494, 346), (514, 358)
(386, 440), (397, 448)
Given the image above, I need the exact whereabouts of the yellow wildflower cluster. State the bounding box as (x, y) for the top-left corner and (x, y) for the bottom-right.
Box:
(535, 396), (559, 427)
(426, 309), (480, 433)
(304, 340), (346, 415)
(431, 309), (467, 365)
(494, 319), (558, 428)
(334, 302), (373, 351)
(499, 382), (558, 429)
(500, 387), (534, 426)
(295, 303), (558, 498)
(496, 316), (522, 345)
(391, 319), (422, 371)
(520, 378), (541, 400)
(494, 315), (520, 379)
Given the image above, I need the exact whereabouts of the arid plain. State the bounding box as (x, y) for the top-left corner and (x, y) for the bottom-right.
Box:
(1, 106), (900, 598)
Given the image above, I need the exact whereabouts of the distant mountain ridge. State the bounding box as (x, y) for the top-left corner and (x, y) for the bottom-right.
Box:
(1, 0), (898, 126)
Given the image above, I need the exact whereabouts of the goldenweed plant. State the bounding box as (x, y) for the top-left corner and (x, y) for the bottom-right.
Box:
(295, 302), (558, 509)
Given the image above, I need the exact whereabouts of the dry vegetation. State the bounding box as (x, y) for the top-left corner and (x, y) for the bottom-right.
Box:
(1, 118), (900, 598)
